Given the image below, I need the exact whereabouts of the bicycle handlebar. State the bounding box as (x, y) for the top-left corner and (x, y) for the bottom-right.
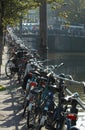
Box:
(66, 88), (85, 110)
(54, 73), (85, 86)
(44, 62), (64, 74)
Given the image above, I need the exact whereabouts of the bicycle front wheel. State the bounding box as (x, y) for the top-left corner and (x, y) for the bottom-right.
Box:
(5, 60), (16, 78)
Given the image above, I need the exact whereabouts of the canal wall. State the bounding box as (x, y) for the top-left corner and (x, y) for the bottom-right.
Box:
(48, 35), (85, 52)
(21, 34), (85, 52)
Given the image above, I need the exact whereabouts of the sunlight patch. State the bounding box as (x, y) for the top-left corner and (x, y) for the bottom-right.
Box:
(0, 85), (6, 91)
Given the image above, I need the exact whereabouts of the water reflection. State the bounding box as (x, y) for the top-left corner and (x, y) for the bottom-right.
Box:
(48, 52), (85, 81)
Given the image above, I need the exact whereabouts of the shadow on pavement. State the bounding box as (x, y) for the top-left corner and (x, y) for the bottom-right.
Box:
(0, 80), (27, 130)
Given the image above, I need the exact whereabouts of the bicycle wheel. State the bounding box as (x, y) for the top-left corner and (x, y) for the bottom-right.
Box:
(18, 66), (25, 84)
(5, 60), (16, 78)
(26, 104), (42, 130)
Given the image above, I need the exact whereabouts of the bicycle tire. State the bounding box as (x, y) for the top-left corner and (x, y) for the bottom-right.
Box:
(5, 60), (16, 78)
(26, 105), (42, 130)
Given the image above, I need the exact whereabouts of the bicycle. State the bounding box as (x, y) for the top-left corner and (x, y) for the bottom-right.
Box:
(33, 72), (85, 130)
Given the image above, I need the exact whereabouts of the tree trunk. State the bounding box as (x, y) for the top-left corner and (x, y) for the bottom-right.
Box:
(0, 1), (4, 75)
(19, 15), (23, 37)
(39, 0), (48, 60)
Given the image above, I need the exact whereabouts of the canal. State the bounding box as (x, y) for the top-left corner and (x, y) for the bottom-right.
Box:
(48, 52), (85, 81)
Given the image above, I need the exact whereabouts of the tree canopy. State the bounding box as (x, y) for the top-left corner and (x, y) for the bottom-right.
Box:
(1, 0), (59, 27)
(66, 0), (85, 24)
(1, 0), (85, 29)
(53, 0), (85, 25)
(2, 0), (40, 27)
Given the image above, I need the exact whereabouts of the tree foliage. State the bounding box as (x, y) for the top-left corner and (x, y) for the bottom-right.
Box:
(53, 0), (85, 24)
(0, 0), (64, 28)
(67, 0), (85, 24)
(1, 0), (85, 29)
(2, 0), (39, 27)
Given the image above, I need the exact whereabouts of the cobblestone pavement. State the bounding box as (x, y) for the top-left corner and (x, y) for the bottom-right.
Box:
(0, 46), (85, 130)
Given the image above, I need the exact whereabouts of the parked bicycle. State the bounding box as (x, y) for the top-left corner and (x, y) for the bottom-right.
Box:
(5, 32), (85, 130)
(23, 62), (85, 130)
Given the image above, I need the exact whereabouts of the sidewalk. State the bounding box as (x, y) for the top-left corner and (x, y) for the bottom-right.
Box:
(0, 46), (26, 130)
